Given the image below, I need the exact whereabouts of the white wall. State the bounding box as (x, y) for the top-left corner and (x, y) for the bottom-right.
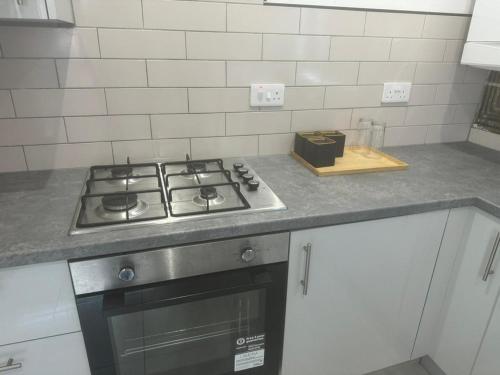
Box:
(266, 0), (474, 15)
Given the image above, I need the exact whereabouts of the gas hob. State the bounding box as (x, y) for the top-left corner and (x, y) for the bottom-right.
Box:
(69, 157), (286, 235)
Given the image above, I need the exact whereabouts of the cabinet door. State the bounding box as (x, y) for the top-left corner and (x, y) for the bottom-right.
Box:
(0, 0), (47, 20)
(0, 332), (90, 375)
(282, 210), (449, 375)
(0, 261), (80, 346)
(472, 292), (500, 375)
(432, 210), (500, 375)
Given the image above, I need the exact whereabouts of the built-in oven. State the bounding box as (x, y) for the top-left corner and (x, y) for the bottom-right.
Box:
(69, 232), (289, 375)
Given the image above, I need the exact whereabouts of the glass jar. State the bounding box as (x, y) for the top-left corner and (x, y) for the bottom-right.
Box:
(366, 121), (386, 159)
(353, 118), (372, 154)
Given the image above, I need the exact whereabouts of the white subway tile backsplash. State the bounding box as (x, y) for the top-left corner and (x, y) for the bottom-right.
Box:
(405, 105), (454, 126)
(435, 84), (484, 105)
(112, 139), (190, 163)
(364, 12), (425, 37)
(226, 111), (291, 135)
(422, 15), (469, 39)
(186, 32), (262, 60)
(227, 62), (296, 87)
(65, 115), (150, 142)
(409, 85), (437, 106)
(390, 39), (446, 62)
(426, 124), (470, 143)
(73, 0), (143, 28)
(143, 0), (226, 31)
(414, 63), (466, 84)
(24, 143), (113, 170)
(259, 133), (294, 155)
(227, 4), (299, 33)
(12, 89), (107, 117)
(358, 62), (416, 85)
(0, 27), (99, 58)
(148, 60), (226, 87)
(0, 118), (66, 146)
(351, 107), (407, 128)
(188, 88), (250, 113)
(325, 86), (383, 108)
(99, 29), (186, 59)
(263, 34), (330, 61)
(0, 147), (26, 172)
(282, 87), (325, 110)
(0, 60), (58, 89)
(191, 135), (258, 159)
(443, 40), (465, 62)
(106, 88), (188, 115)
(151, 113), (225, 138)
(291, 109), (352, 131)
(384, 126), (428, 146)
(56, 59), (147, 88)
(300, 8), (365, 36)
(0, 91), (15, 118)
(452, 104), (478, 124)
(330, 37), (391, 61)
(296, 62), (359, 86)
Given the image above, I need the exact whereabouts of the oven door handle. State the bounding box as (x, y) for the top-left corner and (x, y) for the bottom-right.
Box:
(101, 271), (274, 317)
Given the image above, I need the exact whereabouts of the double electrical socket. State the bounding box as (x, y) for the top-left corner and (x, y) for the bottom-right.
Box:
(250, 84), (285, 107)
(382, 82), (412, 103)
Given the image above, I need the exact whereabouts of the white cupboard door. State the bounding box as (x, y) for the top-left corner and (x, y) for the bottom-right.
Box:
(0, 332), (90, 375)
(432, 210), (500, 375)
(0, 261), (81, 346)
(282, 210), (449, 375)
(0, 0), (47, 20)
(472, 294), (500, 375)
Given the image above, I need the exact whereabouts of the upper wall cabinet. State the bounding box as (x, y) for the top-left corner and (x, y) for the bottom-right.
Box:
(0, 0), (74, 25)
(462, 0), (500, 71)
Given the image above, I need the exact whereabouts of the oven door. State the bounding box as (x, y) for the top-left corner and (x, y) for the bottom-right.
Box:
(76, 262), (287, 375)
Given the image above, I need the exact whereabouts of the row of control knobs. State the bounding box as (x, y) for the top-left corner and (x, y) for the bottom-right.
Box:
(233, 163), (259, 191)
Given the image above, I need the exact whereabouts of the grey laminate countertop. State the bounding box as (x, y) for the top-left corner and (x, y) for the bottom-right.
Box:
(1, 142), (499, 268)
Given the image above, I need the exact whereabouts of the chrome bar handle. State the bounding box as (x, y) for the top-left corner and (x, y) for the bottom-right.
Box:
(0, 358), (22, 372)
(300, 243), (312, 296)
(483, 232), (500, 282)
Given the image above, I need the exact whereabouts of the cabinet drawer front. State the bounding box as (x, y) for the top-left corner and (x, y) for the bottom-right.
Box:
(0, 332), (90, 375)
(0, 0), (47, 20)
(0, 261), (80, 346)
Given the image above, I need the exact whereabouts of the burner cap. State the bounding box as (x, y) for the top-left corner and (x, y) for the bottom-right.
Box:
(199, 186), (218, 200)
(187, 162), (206, 174)
(111, 166), (133, 178)
(102, 194), (138, 212)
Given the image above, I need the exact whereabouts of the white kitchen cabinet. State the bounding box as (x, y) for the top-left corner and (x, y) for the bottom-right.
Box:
(0, 261), (81, 346)
(0, 0), (73, 24)
(472, 293), (500, 375)
(0, 332), (90, 375)
(282, 210), (449, 375)
(426, 209), (500, 375)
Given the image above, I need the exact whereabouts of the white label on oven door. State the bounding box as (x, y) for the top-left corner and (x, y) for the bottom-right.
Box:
(234, 349), (265, 372)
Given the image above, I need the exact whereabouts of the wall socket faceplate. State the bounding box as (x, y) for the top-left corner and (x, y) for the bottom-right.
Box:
(250, 83), (285, 107)
(382, 82), (412, 103)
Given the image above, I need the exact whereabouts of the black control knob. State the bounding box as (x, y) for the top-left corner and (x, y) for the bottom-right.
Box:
(248, 179), (260, 191)
(242, 174), (253, 184)
(233, 163), (244, 171)
(118, 266), (135, 282)
(237, 168), (249, 177)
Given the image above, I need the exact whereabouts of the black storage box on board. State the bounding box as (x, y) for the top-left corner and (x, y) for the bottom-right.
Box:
(303, 136), (337, 167)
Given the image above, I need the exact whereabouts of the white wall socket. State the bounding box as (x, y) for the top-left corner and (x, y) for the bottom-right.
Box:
(382, 82), (412, 103)
(250, 83), (285, 107)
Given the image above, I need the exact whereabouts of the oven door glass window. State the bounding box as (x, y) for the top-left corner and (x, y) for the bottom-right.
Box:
(107, 289), (266, 375)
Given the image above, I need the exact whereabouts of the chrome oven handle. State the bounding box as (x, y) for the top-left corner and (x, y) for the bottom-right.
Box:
(300, 243), (312, 296)
(483, 232), (500, 282)
(0, 358), (22, 372)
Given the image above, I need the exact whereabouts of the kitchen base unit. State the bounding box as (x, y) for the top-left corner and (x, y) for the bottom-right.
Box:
(281, 210), (449, 375)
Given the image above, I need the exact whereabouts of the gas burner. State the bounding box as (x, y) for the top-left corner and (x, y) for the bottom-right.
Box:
(102, 194), (138, 212)
(111, 166), (133, 179)
(180, 162), (210, 180)
(193, 186), (225, 207)
(96, 194), (149, 220)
